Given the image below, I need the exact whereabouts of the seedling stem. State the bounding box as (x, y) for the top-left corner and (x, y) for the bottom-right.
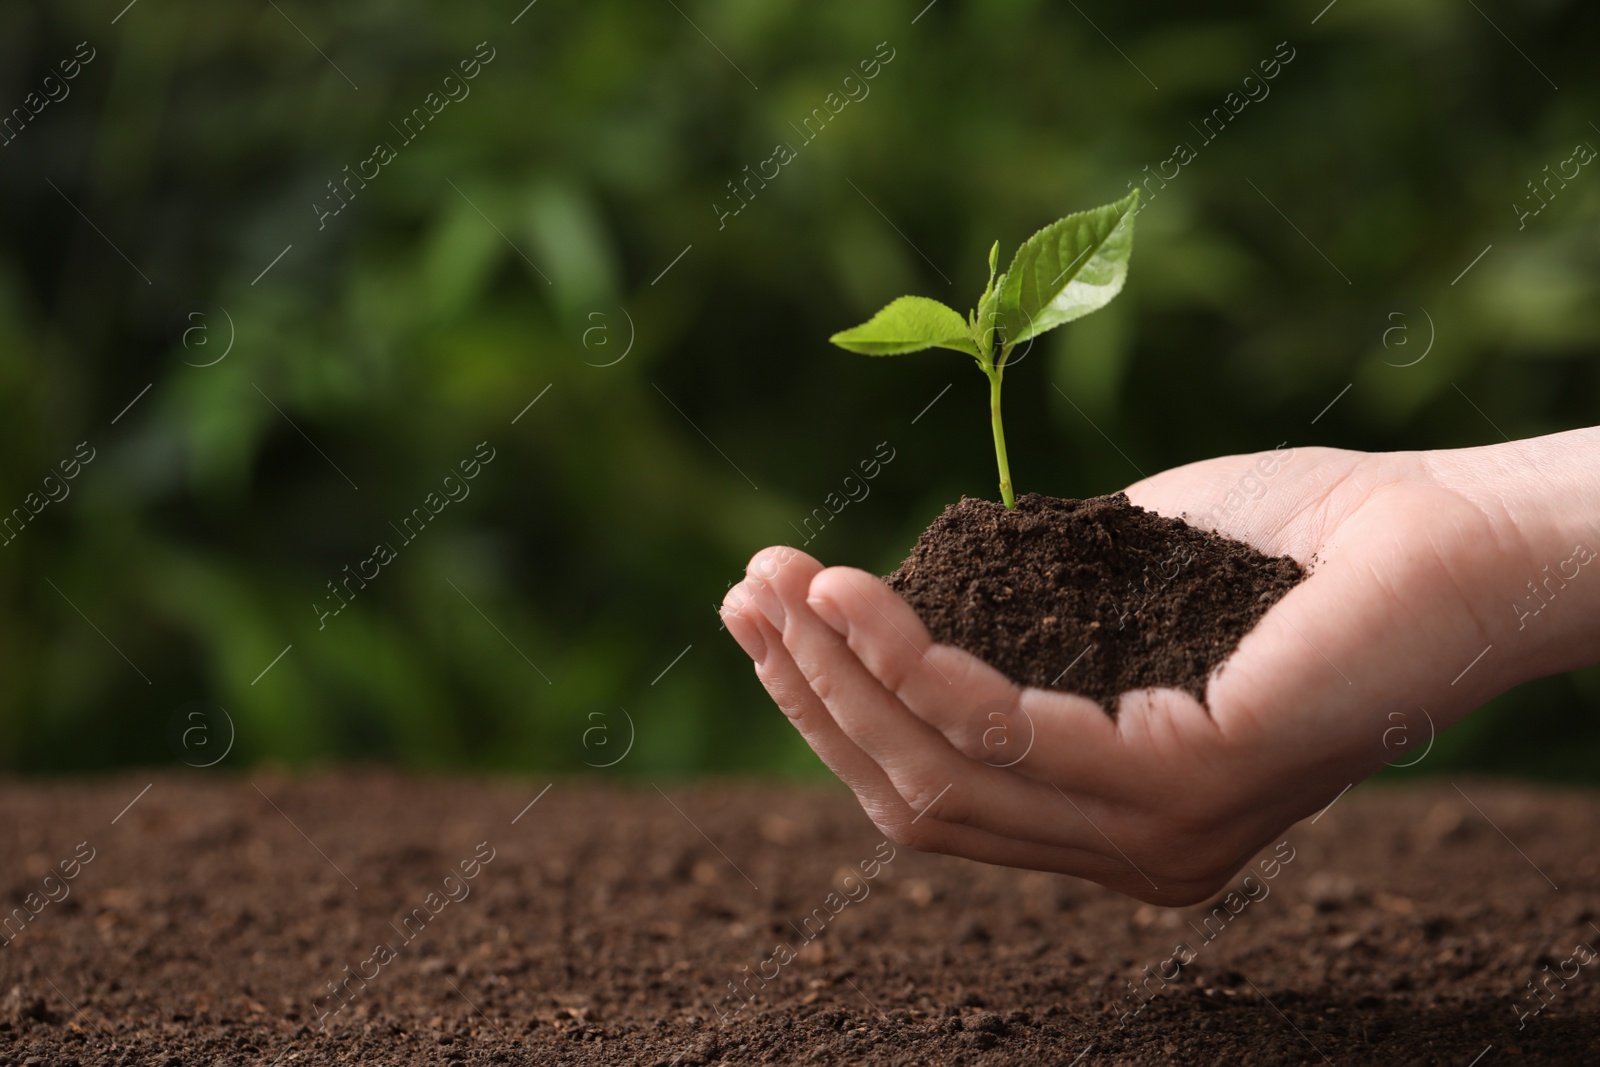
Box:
(828, 190), (1138, 510)
(987, 346), (1016, 508)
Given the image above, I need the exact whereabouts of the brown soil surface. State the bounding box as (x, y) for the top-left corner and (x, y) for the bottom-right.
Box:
(888, 493), (1305, 713)
(2, 773), (1597, 1065)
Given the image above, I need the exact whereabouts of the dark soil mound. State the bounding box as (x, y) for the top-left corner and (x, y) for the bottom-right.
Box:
(887, 492), (1304, 712)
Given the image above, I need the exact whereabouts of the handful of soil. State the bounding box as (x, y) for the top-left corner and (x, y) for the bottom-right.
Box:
(886, 492), (1304, 714)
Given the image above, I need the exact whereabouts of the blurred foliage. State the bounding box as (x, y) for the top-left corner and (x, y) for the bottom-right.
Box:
(0, 0), (1595, 779)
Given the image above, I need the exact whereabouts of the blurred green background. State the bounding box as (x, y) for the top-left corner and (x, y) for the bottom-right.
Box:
(0, 0), (1595, 779)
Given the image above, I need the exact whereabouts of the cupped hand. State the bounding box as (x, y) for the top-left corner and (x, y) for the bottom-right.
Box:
(720, 442), (1574, 906)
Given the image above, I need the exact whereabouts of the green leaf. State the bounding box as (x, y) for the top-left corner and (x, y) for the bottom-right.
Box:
(975, 270), (1007, 362)
(829, 296), (981, 357)
(997, 189), (1139, 347)
(976, 240), (1001, 318)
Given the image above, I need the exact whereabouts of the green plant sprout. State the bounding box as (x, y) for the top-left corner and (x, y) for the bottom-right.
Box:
(830, 189), (1139, 508)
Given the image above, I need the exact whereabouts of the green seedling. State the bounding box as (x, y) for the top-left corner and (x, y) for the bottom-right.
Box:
(830, 190), (1139, 508)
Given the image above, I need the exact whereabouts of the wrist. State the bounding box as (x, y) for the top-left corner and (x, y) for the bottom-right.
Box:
(1426, 427), (1600, 682)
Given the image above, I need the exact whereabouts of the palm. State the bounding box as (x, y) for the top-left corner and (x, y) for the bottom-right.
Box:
(722, 446), (1529, 905)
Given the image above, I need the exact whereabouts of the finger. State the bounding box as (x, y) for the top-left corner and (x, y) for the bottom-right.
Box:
(728, 559), (1193, 902)
(753, 555), (1116, 854)
(891, 794), (1189, 904)
(806, 566), (1133, 798)
(746, 614), (1163, 895)
(724, 556), (907, 826)
(749, 614), (907, 820)
(1123, 445), (1365, 558)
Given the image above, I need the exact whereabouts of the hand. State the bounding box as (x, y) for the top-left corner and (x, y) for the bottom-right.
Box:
(720, 433), (1600, 905)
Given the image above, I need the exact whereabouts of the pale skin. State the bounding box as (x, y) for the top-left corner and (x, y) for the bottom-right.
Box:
(720, 428), (1600, 907)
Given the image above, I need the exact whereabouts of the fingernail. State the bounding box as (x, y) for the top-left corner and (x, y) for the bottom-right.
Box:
(806, 595), (847, 635)
(722, 578), (756, 615)
(747, 546), (789, 584)
(724, 612), (767, 663)
(756, 592), (786, 633)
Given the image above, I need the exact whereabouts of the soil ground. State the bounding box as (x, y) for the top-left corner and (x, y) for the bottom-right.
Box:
(2, 773), (1597, 1065)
